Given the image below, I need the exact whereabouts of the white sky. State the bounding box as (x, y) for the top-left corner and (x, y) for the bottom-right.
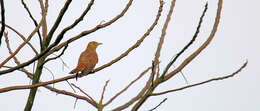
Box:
(0, 0), (259, 111)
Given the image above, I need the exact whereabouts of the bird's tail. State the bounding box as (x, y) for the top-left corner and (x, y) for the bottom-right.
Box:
(69, 68), (80, 74)
(69, 68), (80, 80)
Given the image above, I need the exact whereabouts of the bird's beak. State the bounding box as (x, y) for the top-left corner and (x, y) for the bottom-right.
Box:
(98, 42), (102, 45)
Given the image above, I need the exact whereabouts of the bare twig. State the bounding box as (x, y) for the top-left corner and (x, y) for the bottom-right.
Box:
(71, 83), (96, 103)
(180, 70), (189, 84)
(104, 67), (151, 106)
(43, 66), (55, 87)
(162, 2), (208, 77)
(164, 0), (223, 81)
(73, 98), (78, 109)
(0, 0), (5, 46)
(44, 43), (68, 64)
(99, 80), (110, 104)
(47, 84), (97, 108)
(152, 61), (248, 96)
(156, 62), (160, 79)
(21, 0), (43, 47)
(152, 0), (175, 77)
(38, 0), (48, 39)
(65, 80), (76, 93)
(112, 69), (154, 111)
(43, 0), (72, 47)
(148, 98), (167, 111)
(0, 74), (75, 93)
(51, 53), (69, 71)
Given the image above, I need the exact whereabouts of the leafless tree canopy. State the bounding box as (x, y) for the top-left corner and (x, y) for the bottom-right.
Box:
(0, 0), (247, 111)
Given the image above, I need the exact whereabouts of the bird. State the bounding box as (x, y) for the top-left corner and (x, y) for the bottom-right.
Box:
(69, 41), (102, 80)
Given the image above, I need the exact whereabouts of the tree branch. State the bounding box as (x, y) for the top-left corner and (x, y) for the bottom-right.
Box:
(99, 80), (109, 105)
(43, 42), (68, 64)
(0, 0), (5, 46)
(152, 61), (248, 96)
(152, 0), (175, 77)
(148, 98), (167, 111)
(43, 0), (72, 48)
(104, 67), (151, 106)
(71, 83), (97, 105)
(38, 0), (48, 39)
(21, 0), (43, 48)
(164, 0), (223, 81)
(162, 2), (208, 76)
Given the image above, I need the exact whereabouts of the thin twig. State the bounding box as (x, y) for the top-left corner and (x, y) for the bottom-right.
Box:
(152, 0), (174, 78)
(71, 83), (96, 103)
(104, 67), (151, 106)
(156, 62), (160, 79)
(162, 2), (208, 77)
(21, 0), (43, 48)
(164, 0), (223, 81)
(38, 0), (48, 39)
(65, 80), (76, 93)
(180, 70), (189, 84)
(99, 80), (110, 104)
(43, 42), (68, 64)
(49, 0), (95, 46)
(152, 61), (248, 96)
(112, 69), (154, 111)
(73, 98), (78, 109)
(51, 53), (69, 71)
(43, 0), (72, 47)
(148, 98), (167, 111)
(0, 0), (5, 46)
(43, 66), (55, 87)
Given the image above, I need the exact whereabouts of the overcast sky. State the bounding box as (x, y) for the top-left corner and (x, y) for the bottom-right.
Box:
(0, 0), (259, 111)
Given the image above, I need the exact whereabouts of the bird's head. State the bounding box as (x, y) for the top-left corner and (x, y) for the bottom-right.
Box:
(87, 41), (102, 49)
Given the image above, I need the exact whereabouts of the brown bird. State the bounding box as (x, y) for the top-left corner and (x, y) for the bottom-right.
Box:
(69, 41), (102, 80)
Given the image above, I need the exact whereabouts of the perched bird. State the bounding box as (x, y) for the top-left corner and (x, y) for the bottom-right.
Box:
(69, 41), (102, 80)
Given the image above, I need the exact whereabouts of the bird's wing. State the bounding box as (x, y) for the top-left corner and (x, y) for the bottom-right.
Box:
(80, 50), (98, 75)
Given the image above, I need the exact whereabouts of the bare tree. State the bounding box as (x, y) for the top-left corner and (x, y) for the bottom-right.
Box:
(0, 0), (247, 111)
